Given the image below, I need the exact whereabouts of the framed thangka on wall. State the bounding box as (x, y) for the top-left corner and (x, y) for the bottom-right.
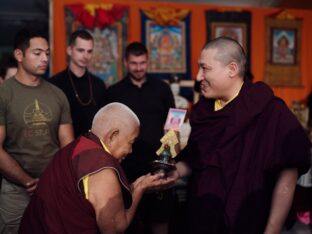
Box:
(65, 3), (128, 86)
(206, 10), (251, 73)
(141, 8), (191, 80)
(211, 22), (247, 52)
(271, 28), (297, 65)
(264, 11), (302, 87)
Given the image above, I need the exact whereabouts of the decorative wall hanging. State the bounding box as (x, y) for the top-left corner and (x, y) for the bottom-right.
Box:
(206, 10), (252, 73)
(264, 11), (302, 87)
(65, 3), (128, 86)
(141, 8), (191, 80)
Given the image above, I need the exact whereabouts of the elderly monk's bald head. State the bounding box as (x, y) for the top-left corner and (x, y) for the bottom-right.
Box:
(91, 103), (140, 161)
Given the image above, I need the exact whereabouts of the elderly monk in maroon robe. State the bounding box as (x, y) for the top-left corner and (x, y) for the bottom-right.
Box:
(19, 102), (176, 233)
(173, 37), (311, 234)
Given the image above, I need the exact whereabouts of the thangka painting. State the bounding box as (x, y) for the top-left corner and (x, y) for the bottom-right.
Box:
(65, 4), (128, 86)
(271, 28), (297, 65)
(264, 11), (302, 87)
(147, 22), (185, 73)
(141, 8), (191, 80)
(206, 10), (251, 73)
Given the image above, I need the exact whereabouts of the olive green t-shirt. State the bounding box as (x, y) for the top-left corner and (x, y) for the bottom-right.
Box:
(0, 78), (72, 177)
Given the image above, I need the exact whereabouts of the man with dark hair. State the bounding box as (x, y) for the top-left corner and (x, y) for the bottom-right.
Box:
(172, 37), (311, 234)
(125, 41), (148, 58)
(50, 29), (106, 137)
(107, 42), (175, 234)
(68, 29), (93, 46)
(0, 28), (74, 233)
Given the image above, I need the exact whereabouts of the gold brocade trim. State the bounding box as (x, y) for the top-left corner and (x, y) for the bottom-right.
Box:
(275, 10), (295, 20)
(84, 4), (113, 16)
(143, 8), (189, 26)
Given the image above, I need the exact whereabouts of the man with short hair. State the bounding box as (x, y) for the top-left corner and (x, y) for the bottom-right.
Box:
(20, 103), (176, 233)
(173, 37), (311, 234)
(0, 29), (74, 233)
(107, 42), (175, 234)
(50, 29), (106, 137)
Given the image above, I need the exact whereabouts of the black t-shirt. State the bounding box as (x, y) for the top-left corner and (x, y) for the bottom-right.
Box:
(107, 76), (175, 182)
(50, 69), (106, 137)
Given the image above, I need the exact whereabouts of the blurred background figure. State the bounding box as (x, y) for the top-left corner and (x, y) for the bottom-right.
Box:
(169, 75), (189, 109)
(0, 55), (17, 84)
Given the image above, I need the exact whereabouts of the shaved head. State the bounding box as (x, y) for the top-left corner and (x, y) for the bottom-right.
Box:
(203, 37), (246, 77)
(91, 103), (140, 160)
(92, 102), (140, 139)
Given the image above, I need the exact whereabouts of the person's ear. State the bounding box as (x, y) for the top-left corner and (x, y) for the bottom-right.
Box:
(66, 46), (72, 57)
(123, 58), (128, 68)
(228, 62), (239, 78)
(14, 49), (23, 62)
(103, 128), (119, 150)
(108, 129), (119, 142)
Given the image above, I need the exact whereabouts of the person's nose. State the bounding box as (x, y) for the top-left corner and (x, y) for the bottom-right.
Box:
(84, 52), (91, 60)
(41, 53), (49, 63)
(196, 69), (203, 82)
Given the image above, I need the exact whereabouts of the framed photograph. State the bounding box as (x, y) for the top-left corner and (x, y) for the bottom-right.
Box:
(271, 28), (297, 65)
(206, 10), (251, 72)
(264, 17), (302, 87)
(164, 108), (187, 131)
(211, 22), (247, 53)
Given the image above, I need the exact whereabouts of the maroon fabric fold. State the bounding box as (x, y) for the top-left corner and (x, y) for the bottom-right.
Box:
(178, 80), (311, 234)
(20, 133), (132, 234)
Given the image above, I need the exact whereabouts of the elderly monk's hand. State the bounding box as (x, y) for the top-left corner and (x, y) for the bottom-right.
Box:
(132, 173), (177, 193)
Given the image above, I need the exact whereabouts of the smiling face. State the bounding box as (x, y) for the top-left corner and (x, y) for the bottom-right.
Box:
(15, 37), (49, 77)
(67, 37), (94, 69)
(196, 48), (232, 99)
(124, 54), (148, 82)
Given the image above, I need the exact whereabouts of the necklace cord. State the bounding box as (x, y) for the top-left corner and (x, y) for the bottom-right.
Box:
(67, 69), (95, 106)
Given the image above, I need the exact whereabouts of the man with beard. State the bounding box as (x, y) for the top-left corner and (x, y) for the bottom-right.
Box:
(50, 30), (106, 137)
(0, 29), (73, 233)
(107, 42), (175, 234)
(172, 37), (311, 234)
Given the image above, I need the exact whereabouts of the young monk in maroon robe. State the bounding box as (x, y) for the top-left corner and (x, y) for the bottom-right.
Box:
(172, 37), (311, 234)
(19, 103), (176, 233)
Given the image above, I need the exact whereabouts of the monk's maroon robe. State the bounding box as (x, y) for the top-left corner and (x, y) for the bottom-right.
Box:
(178, 80), (311, 234)
(19, 132), (132, 234)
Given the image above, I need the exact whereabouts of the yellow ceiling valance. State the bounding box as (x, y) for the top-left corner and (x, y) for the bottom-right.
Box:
(272, 10), (295, 20)
(143, 8), (189, 26)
